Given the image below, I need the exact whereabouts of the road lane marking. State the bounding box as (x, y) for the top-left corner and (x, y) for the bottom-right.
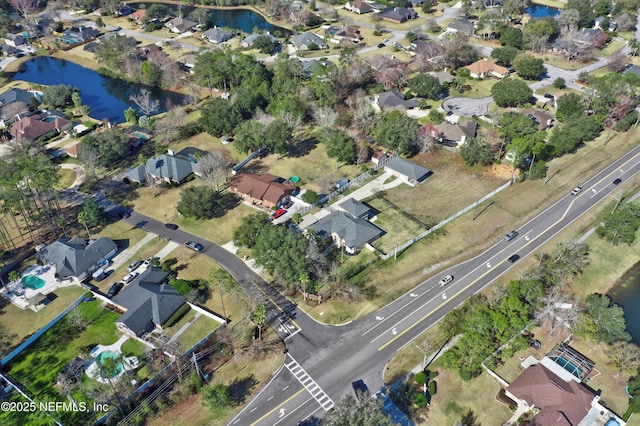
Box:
(251, 282), (301, 333)
(267, 396), (274, 401)
(249, 388), (305, 426)
(272, 397), (316, 426)
(284, 355), (334, 410)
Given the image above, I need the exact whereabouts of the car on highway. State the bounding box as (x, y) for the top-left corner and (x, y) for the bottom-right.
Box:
(185, 241), (204, 252)
(438, 274), (454, 287)
(612, 178), (622, 185)
(107, 282), (124, 298)
(271, 208), (287, 219)
(504, 231), (519, 241)
(164, 223), (179, 230)
(508, 254), (520, 263)
(122, 272), (139, 284)
(570, 186), (583, 196)
(127, 260), (142, 272)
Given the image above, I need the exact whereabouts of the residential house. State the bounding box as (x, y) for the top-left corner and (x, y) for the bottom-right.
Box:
(241, 33), (277, 48)
(594, 16), (617, 31)
(374, 91), (419, 111)
(10, 114), (72, 143)
(0, 88), (37, 119)
(165, 17), (197, 34)
(126, 151), (199, 184)
(112, 267), (187, 337)
(301, 58), (334, 77)
(324, 26), (360, 44)
(434, 121), (478, 147)
(623, 64), (640, 77)
(429, 71), (454, 85)
(61, 26), (101, 44)
(0, 43), (19, 56)
(123, 125), (153, 148)
(338, 198), (373, 220)
(384, 156), (432, 186)
(378, 7), (418, 23)
(464, 58), (509, 79)
(229, 172), (296, 208)
(202, 27), (234, 44)
(4, 33), (25, 47)
(447, 19), (474, 36)
(344, 0), (374, 14)
(291, 32), (328, 50)
(116, 4), (134, 16)
(576, 28), (608, 48)
(130, 9), (147, 25)
(37, 236), (117, 282)
(179, 53), (196, 70)
(483, 0), (502, 7)
(309, 211), (384, 254)
(522, 109), (554, 131)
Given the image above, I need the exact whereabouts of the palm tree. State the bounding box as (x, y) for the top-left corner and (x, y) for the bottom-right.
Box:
(252, 304), (267, 340)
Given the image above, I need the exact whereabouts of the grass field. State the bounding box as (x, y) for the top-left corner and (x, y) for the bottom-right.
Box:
(532, 52), (596, 71)
(367, 197), (427, 254)
(451, 77), (497, 98)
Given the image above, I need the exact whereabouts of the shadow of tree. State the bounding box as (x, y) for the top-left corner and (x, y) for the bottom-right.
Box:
(228, 374), (258, 406)
(288, 137), (318, 158)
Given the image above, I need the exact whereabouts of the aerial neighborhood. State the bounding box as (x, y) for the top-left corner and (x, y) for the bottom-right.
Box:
(1, 0), (640, 424)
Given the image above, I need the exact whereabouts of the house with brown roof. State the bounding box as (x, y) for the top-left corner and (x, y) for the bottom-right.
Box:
(506, 363), (625, 426)
(434, 121), (478, 146)
(344, 0), (374, 14)
(130, 9), (147, 24)
(464, 58), (509, 79)
(229, 172), (296, 208)
(10, 114), (72, 143)
(522, 108), (554, 131)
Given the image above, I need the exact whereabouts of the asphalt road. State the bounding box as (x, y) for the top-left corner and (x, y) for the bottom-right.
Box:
(229, 144), (640, 425)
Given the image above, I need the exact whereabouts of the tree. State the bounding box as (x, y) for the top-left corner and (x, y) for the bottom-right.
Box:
(491, 46), (519, 67)
(80, 128), (129, 168)
(154, 108), (186, 144)
(177, 186), (223, 220)
(459, 135), (494, 166)
(78, 198), (106, 228)
(323, 391), (394, 426)
(498, 112), (537, 143)
(42, 85), (78, 109)
(513, 54), (546, 80)
(252, 34), (279, 55)
(197, 150), (232, 190)
(95, 17), (105, 29)
(233, 120), (266, 154)
(535, 287), (582, 335)
(375, 110), (420, 154)
(500, 26), (524, 49)
(129, 88), (160, 117)
(556, 9), (580, 35)
(555, 93), (585, 122)
(252, 303), (267, 340)
(264, 120), (293, 158)
(608, 341), (640, 377)
(140, 61), (162, 87)
(427, 108), (445, 124)
(189, 7), (210, 26)
(124, 107), (140, 124)
(200, 99), (243, 137)
(201, 383), (231, 410)
(596, 202), (640, 246)
(10, 0), (37, 20)
(566, 0), (595, 28)
(409, 73), (443, 99)
(553, 78), (566, 89)
(491, 78), (532, 107)
(549, 115), (602, 156)
(320, 129), (356, 168)
(584, 293), (631, 343)
(302, 190), (319, 204)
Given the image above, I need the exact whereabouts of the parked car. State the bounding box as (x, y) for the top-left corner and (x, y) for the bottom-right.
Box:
(185, 241), (204, 252)
(127, 260), (142, 272)
(612, 178), (622, 185)
(143, 257), (154, 267)
(508, 254), (520, 263)
(504, 231), (519, 242)
(570, 186), (583, 196)
(543, 93), (554, 99)
(107, 282), (124, 298)
(122, 272), (139, 284)
(438, 274), (454, 287)
(271, 208), (287, 219)
(165, 223), (179, 230)
(377, 43), (385, 48)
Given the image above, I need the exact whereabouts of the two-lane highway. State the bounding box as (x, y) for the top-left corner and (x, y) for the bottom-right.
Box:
(231, 143), (640, 425)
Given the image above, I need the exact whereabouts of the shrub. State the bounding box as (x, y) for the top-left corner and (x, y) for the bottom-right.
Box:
(302, 189), (319, 204)
(414, 393), (428, 407)
(414, 372), (428, 384)
(429, 381), (437, 396)
(459, 366), (473, 381)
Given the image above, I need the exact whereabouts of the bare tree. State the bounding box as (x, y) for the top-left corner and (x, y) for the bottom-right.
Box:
(1, 101), (28, 121)
(78, 147), (100, 180)
(56, 373), (78, 404)
(184, 82), (201, 107)
(313, 105), (337, 128)
(346, 89), (375, 133)
(280, 111), (303, 129)
(556, 9), (580, 35)
(154, 107), (187, 144)
(197, 150), (232, 190)
(535, 287), (582, 336)
(66, 308), (88, 331)
(356, 143), (370, 166)
(129, 89), (160, 117)
(418, 123), (440, 153)
(608, 341), (640, 377)
(607, 49), (628, 73)
(10, 0), (37, 20)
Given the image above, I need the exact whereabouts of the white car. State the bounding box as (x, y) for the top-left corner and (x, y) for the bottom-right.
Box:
(438, 275), (454, 287)
(122, 272), (139, 284)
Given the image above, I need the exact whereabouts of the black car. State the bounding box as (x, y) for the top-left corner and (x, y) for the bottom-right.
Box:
(612, 178), (622, 185)
(165, 223), (179, 230)
(543, 93), (554, 99)
(508, 254), (520, 263)
(107, 282), (124, 298)
(185, 241), (204, 252)
(377, 43), (385, 48)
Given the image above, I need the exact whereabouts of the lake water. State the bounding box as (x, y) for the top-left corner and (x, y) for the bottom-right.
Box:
(127, 3), (288, 35)
(525, 4), (561, 18)
(609, 261), (640, 344)
(12, 56), (184, 123)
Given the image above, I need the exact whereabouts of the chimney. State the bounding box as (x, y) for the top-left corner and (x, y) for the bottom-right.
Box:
(168, 149), (174, 156)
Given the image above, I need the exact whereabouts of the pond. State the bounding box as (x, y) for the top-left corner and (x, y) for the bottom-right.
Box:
(128, 2), (288, 35)
(12, 56), (185, 123)
(609, 261), (640, 344)
(525, 4), (561, 18)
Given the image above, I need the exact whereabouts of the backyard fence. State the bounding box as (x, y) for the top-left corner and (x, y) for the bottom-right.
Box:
(0, 293), (87, 368)
(380, 179), (513, 260)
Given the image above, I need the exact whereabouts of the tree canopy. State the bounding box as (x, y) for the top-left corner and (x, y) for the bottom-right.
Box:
(596, 202), (640, 246)
(320, 128), (356, 166)
(80, 128), (129, 168)
(42, 84), (79, 109)
(583, 294), (631, 343)
(409, 73), (443, 99)
(491, 46), (520, 67)
(176, 186), (224, 220)
(555, 93), (585, 122)
(323, 391), (394, 426)
(375, 110), (420, 154)
(459, 136), (494, 166)
(513, 54), (546, 80)
(78, 198), (106, 228)
(491, 78), (532, 107)
(199, 98), (243, 137)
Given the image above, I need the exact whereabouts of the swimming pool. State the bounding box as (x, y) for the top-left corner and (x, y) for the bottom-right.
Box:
(96, 350), (124, 378)
(553, 355), (583, 378)
(21, 275), (46, 290)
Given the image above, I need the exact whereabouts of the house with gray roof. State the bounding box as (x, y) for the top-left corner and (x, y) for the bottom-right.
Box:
(4, 33), (24, 47)
(166, 16), (197, 34)
(447, 19), (474, 36)
(112, 267), (186, 336)
(384, 156), (432, 187)
(310, 211), (384, 254)
(126, 151), (199, 184)
(202, 27), (234, 44)
(374, 91), (419, 111)
(378, 7), (418, 23)
(434, 121), (478, 147)
(241, 33), (277, 48)
(37, 237), (117, 282)
(0, 88), (38, 107)
(291, 32), (328, 50)
(429, 71), (454, 85)
(339, 198), (372, 219)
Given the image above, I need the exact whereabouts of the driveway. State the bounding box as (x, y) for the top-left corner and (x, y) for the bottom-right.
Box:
(442, 96), (493, 117)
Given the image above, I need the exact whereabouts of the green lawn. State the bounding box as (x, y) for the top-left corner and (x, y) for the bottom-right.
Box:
(55, 168), (77, 190)
(176, 315), (221, 349)
(600, 40), (626, 56)
(367, 197), (427, 254)
(451, 78), (497, 99)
